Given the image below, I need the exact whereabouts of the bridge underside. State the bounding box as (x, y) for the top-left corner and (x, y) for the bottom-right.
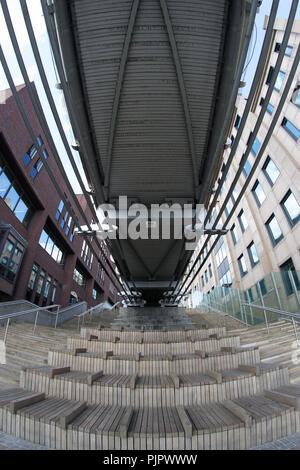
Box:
(52, 0), (252, 304)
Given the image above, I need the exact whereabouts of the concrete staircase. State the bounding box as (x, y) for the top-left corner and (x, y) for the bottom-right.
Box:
(0, 310), (300, 449)
(110, 307), (195, 330)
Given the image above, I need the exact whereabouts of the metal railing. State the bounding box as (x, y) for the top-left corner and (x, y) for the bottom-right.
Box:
(1, 304), (61, 345)
(242, 303), (300, 344)
(76, 301), (121, 330)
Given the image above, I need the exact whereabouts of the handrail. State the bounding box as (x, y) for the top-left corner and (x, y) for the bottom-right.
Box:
(242, 302), (300, 345)
(0, 304), (61, 344)
(76, 301), (121, 330)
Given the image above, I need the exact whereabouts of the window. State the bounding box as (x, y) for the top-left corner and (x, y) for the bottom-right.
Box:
(238, 254), (248, 277)
(22, 144), (37, 168)
(230, 135), (235, 148)
(251, 137), (261, 156)
(280, 191), (300, 227)
(281, 117), (300, 141)
(73, 267), (87, 288)
(51, 281), (57, 303)
(0, 160), (32, 226)
(234, 114), (241, 129)
(256, 279), (267, 297)
(0, 234), (24, 283)
(230, 224), (239, 245)
(208, 264), (212, 278)
(92, 286), (102, 301)
(252, 180), (266, 207)
(60, 211), (69, 229)
(243, 159), (252, 177)
(266, 66), (274, 85)
(201, 275), (204, 288)
(39, 227), (65, 264)
(205, 270), (208, 283)
(36, 269), (46, 295)
(43, 275), (52, 299)
(70, 224), (76, 242)
(266, 103), (274, 114)
(27, 263), (39, 291)
(274, 71), (285, 91)
(56, 200), (64, 221)
(280, 258), (300, 296)
(247, 241), (259, 268)
(245, 288), (254, 303)
(292, 84), (300, 107)
(66, 217), (72, 236)
(262, 156), (280, 186)
(265, 214), (283, 246)
(238, 209), (248, 233)
(37, 135), (43, 147)
(30, 159), (43, 180)
(274, 43), (293, 56)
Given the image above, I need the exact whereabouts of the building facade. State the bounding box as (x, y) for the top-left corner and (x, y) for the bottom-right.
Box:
(187, 17), (300, 309)
(0, 83), (121, 308)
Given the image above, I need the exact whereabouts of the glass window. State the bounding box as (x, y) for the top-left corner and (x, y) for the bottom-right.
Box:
(257, 279), (267, 297)
(252, 180), (266, 207)
(205, 270), (208, 283)
(66, 217), (72, 236)
(251, 137), (261, 156)
(39, 227), (65, 265)
(28, 144), (37, 159)
(56, 200), (64, 221)
(280, 258), (300, 296)
(243, 159), (252, 177)
(37, 136), (43, 147)
(234, 115), (241, 129)
(4, 185), (20, 211)
(208, 264), (212, 278)
(266, 103), (274, 114)
(45, 236), (54, 256)
(262, 156), (280, 186)
(0, 234), (24, 283)
(70, 224), (76, 242)
(73, 267), (87, 288)
(238, 210), (248, 233)
(51, 281), (57, 303)
(44, 275), (52, 298)
(281, 191), (300, 227)
(22, 153), (31, 167)
(0, 171), (11, 198)
(274, 43), (293, 56)
(265, 214), (283, 246)
(14, 198), (29, 224)
(246, 288), (254, 303)
(238, 254), (247, 277)
(230, 224), (239, 245)
(36, 269), (46, 295)
(247, 241), (259, 267)
(27, 263), (39, 291)
(266, 66), (274, 85)
(60, 211), (68, 229)
(274, 70), (285, 91)
(282, 117), (300, 141)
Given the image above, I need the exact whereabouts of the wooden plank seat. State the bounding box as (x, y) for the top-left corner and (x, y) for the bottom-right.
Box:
(0, 387), (299, 450)
(67, 335), (241, 355)
(81, 327), (227, 343)
(47, 346), (260, 376)
(19, 363), (290, 408)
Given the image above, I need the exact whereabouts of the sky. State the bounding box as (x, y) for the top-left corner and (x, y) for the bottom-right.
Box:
(0, 0), (299, 195)
(243, 0), (300, 96)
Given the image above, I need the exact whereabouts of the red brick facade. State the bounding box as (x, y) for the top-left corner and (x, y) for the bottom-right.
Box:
(0, 84), (121, 308)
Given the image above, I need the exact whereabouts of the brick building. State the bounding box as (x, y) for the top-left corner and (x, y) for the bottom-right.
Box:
(0, 83), (121, 308)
